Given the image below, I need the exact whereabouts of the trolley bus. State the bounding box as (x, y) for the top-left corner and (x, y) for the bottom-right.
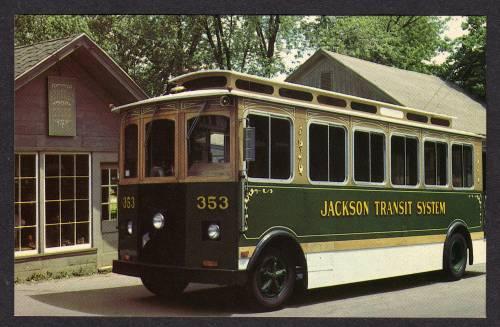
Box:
(112, 70), (486, 309)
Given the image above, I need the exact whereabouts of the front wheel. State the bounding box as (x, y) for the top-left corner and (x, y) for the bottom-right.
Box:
(443, 233), (468, 280)
(248, 247), (295, 310)
(141, 275), (188, 298)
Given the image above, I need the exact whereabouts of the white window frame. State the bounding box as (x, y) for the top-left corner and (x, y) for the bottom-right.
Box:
(245, 110), (295, 184)
(389, 132), (420, 189)
(422, 137), (450, 189)
(307, 119), (348, 186)
(450, 141), (475, 190)
(352, 126), (387, 186)
(42, 153), (92, 254)
(14, 152), (39, 257)
(101, 165), (119, 221)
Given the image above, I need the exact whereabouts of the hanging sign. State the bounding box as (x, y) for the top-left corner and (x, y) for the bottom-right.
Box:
(48, 76), (76, 136)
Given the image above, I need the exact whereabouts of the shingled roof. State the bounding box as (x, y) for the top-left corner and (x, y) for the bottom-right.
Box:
(287, 49), (486, 135)
(15, 35), (77, 78)
(15, 33), (147, 101)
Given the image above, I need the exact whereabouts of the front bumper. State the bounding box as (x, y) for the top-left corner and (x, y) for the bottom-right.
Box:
(113, 260), (248, 286)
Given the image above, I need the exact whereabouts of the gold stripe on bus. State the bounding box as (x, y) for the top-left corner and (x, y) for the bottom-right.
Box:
(239, 232), (484, 257)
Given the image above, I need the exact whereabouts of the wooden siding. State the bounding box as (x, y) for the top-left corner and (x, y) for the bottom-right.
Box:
(290, 57), (399, 106)
(15, 55), (121, 152)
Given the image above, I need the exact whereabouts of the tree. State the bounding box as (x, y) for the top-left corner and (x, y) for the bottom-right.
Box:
(299, 16), (449, 74)
(439, 16), (486, 100)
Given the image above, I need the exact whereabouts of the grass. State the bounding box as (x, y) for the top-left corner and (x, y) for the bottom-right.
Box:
(16, 265), (110, 284)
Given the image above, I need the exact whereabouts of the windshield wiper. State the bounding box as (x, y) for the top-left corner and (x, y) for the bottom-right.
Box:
(186, 101), (209, 140)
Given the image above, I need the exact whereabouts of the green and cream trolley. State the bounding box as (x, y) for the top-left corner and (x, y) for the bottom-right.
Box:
(112, 70), (486, 309)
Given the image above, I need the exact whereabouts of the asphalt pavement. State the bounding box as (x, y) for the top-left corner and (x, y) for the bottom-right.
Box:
(14, 263), (486, 317)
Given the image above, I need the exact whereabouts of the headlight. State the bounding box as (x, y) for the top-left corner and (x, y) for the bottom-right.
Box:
(127, 221), (133, 235)
(207, 224), (220, 240)
(152, 212), (165, 229)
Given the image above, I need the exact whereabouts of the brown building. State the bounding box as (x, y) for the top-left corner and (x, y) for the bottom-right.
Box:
(14, 34), (147, 280)
(286, 49), (486, 136)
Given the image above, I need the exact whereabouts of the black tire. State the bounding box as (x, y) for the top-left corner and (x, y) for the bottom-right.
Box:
(141, 275), (188, 298)
(443, 232), (468, 280)
(248, 247), (295, 310)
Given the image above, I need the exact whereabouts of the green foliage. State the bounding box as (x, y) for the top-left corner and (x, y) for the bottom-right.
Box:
(15, 15), (485, 101)
(438, 17), (486, 100)
(299, 16), (448, 74)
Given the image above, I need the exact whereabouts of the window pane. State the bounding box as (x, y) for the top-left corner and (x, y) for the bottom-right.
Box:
(15, 179), (19, 203)
(61, 155), (74, 176)
(21, 227), (36, 250)
(102, 187), (109, 203)
(145, 119), (175, 177)
(20, 154), (36, 177)
(45, 155), (60, 177)
(61, 201), (74, 223)
(61, 177), (75, 199)
(46, 225), (60, 248)
(20, 178), (36, 202)
(14, 204), (20, 227)
(452, 144), (463, 187)
(124, 124), (138, 178)
(436, 143), (447, 185)
(406, 138), (418, 185)
(371, 133), (385, 183)
(424, 142), (436, 185)
(110, 169), (118, 184)
(309, 124), (328, 181)
(76, 155), (89, 176)
(329, 126), (346, 182)
(76, 177), (89, 199)
(45, 202), (60, 224)
(270, 118), (291, 179)
(76, 200), (89, 222)
(354, 131), (370, 182)
(187, 115), (230, 177)
(45, 178), (60, 200)
(20, 203), (36, 226)
(391, 136), (405, 185)
(248, 115), (269, 178)
(101, 168), (109, 186)
(464, 145), (473, 187)
(76, 223), (89, 245)
(61, 224), (75, 246)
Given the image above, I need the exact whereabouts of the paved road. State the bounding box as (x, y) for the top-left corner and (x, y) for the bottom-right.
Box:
(15, 263), (485, 317)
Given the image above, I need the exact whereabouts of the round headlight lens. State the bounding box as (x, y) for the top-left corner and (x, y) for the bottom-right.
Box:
(127, 221), (133, 235)
(207, 224), (220, 240)
(152, 213), (165, 229)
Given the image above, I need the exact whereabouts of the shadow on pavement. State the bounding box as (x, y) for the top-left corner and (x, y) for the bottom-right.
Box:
(29, 269), (484, 316)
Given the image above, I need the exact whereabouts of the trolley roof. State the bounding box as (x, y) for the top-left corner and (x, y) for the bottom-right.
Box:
(112, 70), (485, 139)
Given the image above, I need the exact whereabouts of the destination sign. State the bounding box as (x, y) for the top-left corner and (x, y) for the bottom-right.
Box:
(320, 200), (446, 217)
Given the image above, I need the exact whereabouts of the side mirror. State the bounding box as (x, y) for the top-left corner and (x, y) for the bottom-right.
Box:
(244, 127), (256, 162)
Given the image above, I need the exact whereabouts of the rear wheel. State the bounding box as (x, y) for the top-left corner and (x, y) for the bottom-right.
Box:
(443, 233), (468, 280)
(141, 275), (188, 298)
(248, 247), (295, 310)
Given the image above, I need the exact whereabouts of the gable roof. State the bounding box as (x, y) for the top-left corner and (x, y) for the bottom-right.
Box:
(15, 33), (148, 101)
(286, 49), (486, 135)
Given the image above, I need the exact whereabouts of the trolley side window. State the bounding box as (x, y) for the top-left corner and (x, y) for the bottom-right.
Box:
(452, 144), (474, 188)
(124, 124), (138, 178)
(187, 115), (230, 177)
(354, 130), (385, 183)
(145, 119), (175, 177)
(391, 135), (418, 186)
(248, 114), (291, 180)
(424, 141), (448, 186)
(309, 123), (346, 182)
